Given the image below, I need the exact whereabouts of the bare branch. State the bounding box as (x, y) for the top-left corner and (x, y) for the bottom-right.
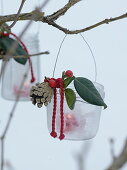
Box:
(46, 0), (81, 21)
(43, 13), (127, 34)
(109, 138), (116, 161)
(106, 139), (127, 170)
(0, 71), (28, 170)
(0, 51), (49, 59)
(0, 1), (50, 170)
(0, 140), (4, 170)
(1, 11), (127, 34)
(9, 0), (26, 28)
(0, 10), (45, 24)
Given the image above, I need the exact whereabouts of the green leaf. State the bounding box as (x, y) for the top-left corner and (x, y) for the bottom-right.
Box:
(74, 77), (107, 109)
(62, 71), (65, 79)
(64, 76), (75, 88)
(65, 88), (76, 110)
(0, 36), (28, 64)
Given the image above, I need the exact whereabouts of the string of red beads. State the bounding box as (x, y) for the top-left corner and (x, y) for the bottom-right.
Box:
(45, 70), (73, 140)
(46, 78), (65, 140)
(59, 79), (65, 140)
(50, 88), (57, 138)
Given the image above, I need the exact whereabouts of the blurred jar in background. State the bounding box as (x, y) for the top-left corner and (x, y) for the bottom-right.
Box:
(1, 34), (40, 101)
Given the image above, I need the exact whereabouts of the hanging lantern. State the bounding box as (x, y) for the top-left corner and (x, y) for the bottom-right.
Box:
(1, 33), (40, 101)
(29, 34), (107, 141)
(47, 81), (105, 140)
(30, 70), (107, 141)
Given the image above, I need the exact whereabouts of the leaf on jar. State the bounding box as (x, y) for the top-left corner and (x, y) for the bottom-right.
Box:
(64, 76), (75, 88)
(0, 36), (28, 65)
(65, 88), (76, 110)
(74, 77), (107, 109)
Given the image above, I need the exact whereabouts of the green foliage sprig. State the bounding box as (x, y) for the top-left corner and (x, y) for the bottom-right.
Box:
(62, 70), (107, 110)
(0, 34), (28, 65)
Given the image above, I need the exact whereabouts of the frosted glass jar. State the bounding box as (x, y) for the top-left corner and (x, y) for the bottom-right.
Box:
(1, 34), (40, 101)
(47, 82), (105, 140)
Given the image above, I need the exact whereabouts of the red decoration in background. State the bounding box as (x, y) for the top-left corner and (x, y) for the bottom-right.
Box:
(0, 32), (35, 83)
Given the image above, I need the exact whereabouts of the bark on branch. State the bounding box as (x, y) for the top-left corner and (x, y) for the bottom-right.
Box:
(46, 0), (81, 21)
(43, 13), (127, 34)
(0, 11), (127, 34)
(106, 140), (127, 170)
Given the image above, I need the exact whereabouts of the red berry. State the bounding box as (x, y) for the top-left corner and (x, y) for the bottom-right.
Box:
(65, 70), (73, 77)
(49, 79), (57, 88)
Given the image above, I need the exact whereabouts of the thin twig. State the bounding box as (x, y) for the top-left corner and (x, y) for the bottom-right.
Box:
(5, 160), (15, 170)
(0, 0), (48, 81)
(46, 0), (81, 21)
(0, 8), (127, 34)
(106, 139), (127, 170)
(0, 71), (28, 170)
(0, 140), (4, 170)
(0, 1), (50, 170)
(73, 141), (92, 170)
(0, 51), (49, 59)
(9, 0), (26, 28)
(109, 138), (116, 161)
(43, 13), (127, 34)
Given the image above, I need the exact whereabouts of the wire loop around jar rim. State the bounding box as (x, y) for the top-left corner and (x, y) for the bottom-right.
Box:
(52, 33), (98, 82)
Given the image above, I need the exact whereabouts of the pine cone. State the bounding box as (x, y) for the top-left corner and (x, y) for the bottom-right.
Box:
(30, 82), (53, 108)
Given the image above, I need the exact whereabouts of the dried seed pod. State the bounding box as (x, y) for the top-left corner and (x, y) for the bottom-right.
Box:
(30, 82), (53, 108)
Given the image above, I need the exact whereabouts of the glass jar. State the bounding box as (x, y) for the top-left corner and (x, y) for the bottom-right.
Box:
(1, 34), (40, 101)
(47, 82), (105, 140)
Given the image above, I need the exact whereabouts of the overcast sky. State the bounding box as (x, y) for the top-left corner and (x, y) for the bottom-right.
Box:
(0, 0), (127, 170)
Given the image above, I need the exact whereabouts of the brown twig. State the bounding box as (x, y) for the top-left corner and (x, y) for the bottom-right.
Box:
(43, 13), (127, 34)
(0, 51), (49, 59)
(46, 0), (81, 21)
(0, 71), (28, 170)
(109, 138), (116, 161)
(0, 3), (127, 34)
(5, 160), (15, 170)
(0, 1), (50, 170)
(106, 139), (127, 170)
(9, 0), (26, 28)
(73, 141), (92, 170)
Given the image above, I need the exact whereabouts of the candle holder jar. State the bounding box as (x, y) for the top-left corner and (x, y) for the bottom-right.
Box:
(1, 34), (40, 101)
(47, 82), (105, 140)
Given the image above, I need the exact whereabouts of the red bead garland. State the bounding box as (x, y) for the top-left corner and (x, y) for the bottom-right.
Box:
(50, 88), (57, 138)
(59, 79), (65, 140)
(46, 77), (65, 140)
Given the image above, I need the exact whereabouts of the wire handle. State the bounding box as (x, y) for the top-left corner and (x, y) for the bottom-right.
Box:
(52, 33), (97, 82)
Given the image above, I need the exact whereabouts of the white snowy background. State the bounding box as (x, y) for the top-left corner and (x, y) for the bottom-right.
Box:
(0, 0), (127, 170)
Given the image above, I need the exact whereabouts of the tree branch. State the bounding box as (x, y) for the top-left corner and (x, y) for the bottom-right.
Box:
(0, 2), (50, 170)
(43, 12), (127, 34)
(0, 51), (49, 59)
(106, 139), (127, 170)
(0, 11), (127, 34)
(46, 0), (81, 21)
(0, 10), (45, 24)
(9, 0), (26, 28)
